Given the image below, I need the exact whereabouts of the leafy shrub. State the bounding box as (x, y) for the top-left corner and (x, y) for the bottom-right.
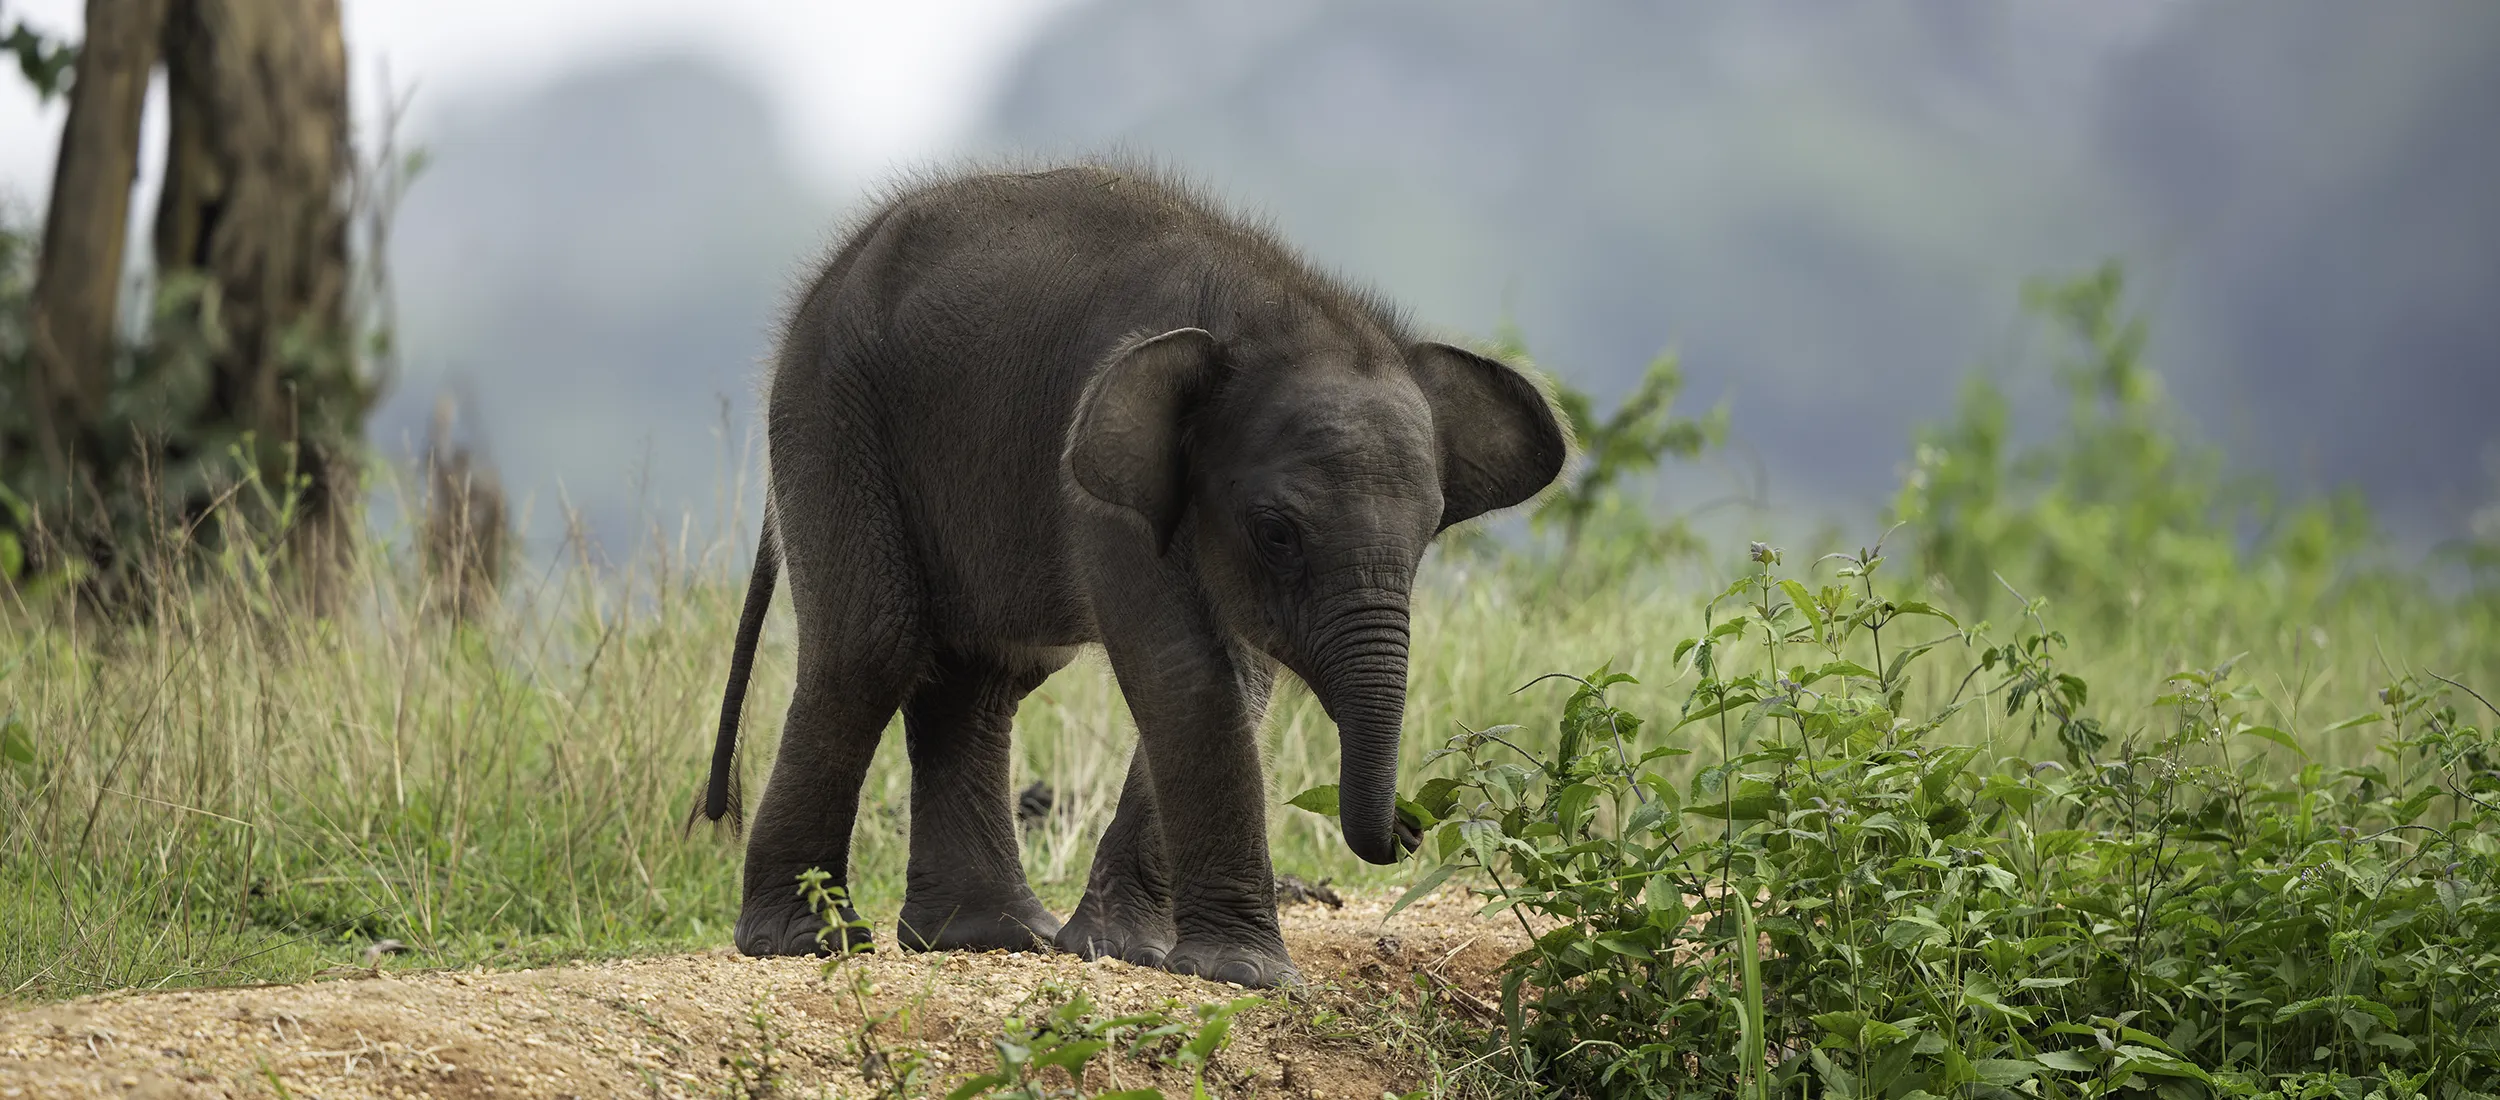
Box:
(1453, 325), (1726, 582)
(1894, 264), (2373, 624)
(1322, 539), (2498, 1099)
(1533, 346), (1727, 565)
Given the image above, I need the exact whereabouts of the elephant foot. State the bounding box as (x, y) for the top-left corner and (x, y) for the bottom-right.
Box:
(1163, 939), (1301, 989)
(735, 898), (873, 957)
(1053, 902), (1176, 968)
(896, 895), (1062, 953)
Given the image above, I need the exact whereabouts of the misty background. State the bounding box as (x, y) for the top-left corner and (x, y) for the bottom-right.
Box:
(4, 0), (2494, 558)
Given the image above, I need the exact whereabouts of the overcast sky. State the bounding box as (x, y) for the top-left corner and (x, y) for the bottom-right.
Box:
(0, 0), (1077, 213)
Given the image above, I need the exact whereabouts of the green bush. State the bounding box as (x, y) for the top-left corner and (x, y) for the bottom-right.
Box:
(1335, 540), (2498, 1099)
(1893, 264), (2373, 626)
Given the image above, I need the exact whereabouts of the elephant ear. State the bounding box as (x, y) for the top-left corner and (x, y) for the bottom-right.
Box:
(1406, 342), (1570, 530)
(1067, 328), (1225, 550)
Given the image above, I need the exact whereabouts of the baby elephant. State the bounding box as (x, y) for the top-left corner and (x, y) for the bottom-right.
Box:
(698, 165), (1566, 988)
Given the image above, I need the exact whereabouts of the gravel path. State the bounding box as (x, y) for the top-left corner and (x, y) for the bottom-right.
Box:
(0, 890), (1520, 1099)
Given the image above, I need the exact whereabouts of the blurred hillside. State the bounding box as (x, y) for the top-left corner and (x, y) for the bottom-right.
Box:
(372, 1), (2499, 553)
(983, 0), (2500, 541)
(374, 54), (828, 550)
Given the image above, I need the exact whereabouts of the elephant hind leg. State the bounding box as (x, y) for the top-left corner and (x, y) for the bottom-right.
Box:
(895, 649), (1068, 952)
(735, 408), (927, 957)
(735, 652), (912, 956)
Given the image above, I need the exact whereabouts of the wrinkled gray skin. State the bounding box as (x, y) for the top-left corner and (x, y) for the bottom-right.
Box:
(699, 166), (1567, 988)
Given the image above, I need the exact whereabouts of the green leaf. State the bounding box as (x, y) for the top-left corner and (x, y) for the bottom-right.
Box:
(1810, 1011), (1906, 1049)
(1810, 1049), (1860, 1099)
(1031, 1039), (1109, 1072)
(1181, 1019), (1232, 1062)
(946, 1074), (1010, 1100)
(1395, 794), (1437, 832)
(1881, 916), (1947, 951)
(1284, 785), (1340, 817)
(1811, 1011), (1871, 1040)
(0, 713), (31, 767)
(2274, 995), (2398, 1029)
(1387, 862), (1460, 918)
(1971, 1059), (2043, 1086)
(1459, 819), (1501, 867)
(1960, 985), (2034, 1024)
(1779, 579), (1821, 633)
(2035, 1051), (2097, 1073)
(1732, 890), (1767, 1100)
(1624, 798), (1671, 835)
(1674, 690), (1761, 731)
(2236, 725), (2308, 757)
(1595, 934), (1653, 960)
(1887, 600), (1960, 628)
(1804, 659), (1880, 684)
(1683, 777), (1779, 820)
(2112, 1047), (2213, 1084)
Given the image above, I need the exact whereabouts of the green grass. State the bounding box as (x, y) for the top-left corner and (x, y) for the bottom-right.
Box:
(3, 499), (2492, 1002)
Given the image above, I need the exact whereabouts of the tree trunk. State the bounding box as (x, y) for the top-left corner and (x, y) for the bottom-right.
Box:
(27, 0), (169, 472)
(154, 0), (361, 586)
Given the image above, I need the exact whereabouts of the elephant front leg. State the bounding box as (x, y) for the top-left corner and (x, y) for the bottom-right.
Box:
(1079, 529), (1295, 987)
(1056, 745), (1176, 966)
(1116, 646), (1297, 988)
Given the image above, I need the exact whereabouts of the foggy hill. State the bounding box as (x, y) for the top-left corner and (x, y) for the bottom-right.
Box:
(376, 53), (829, 551)
(981, 0), (2500, 540)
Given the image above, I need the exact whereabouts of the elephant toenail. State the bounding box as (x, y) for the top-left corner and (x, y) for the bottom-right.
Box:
(1215, 960), (1262, 987)
(1124, 946), (1167, 968)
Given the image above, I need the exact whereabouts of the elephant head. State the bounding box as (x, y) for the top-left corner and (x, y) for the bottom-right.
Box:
(1067, 326), (1569, 865)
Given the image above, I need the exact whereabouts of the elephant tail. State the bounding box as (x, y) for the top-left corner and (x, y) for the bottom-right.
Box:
(692, 513), (778, 834)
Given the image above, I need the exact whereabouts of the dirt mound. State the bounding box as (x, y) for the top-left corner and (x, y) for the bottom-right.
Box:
(0, 891), (1520, 1099)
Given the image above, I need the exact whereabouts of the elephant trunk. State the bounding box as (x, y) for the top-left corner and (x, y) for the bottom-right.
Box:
(1309, 603), (1413, 866)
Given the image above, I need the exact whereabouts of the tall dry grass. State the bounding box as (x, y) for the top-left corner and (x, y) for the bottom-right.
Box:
(5, 498), (2493, 1001)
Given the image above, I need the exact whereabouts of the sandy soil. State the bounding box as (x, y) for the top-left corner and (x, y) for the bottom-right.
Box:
(0, 890), (1522, 1099)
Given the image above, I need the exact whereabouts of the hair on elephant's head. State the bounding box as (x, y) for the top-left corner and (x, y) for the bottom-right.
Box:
(1067, 326), (1569, 865)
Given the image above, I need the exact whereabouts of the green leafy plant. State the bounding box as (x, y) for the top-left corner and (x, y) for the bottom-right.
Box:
(1457, 325), (1726, 580)
(721, 994), (790, 1099)
(797, 870), (1260, 1100)
(801, 869), (931, 1098)
(1535, 347), (1727, 564)
(942, 981), (1259, 1100)
(1309, 534), (2498, 1099)
(1894, 263), (2372, 624)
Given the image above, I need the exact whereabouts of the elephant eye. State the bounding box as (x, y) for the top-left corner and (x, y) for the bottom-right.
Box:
(1249, 511), (1304, 570)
